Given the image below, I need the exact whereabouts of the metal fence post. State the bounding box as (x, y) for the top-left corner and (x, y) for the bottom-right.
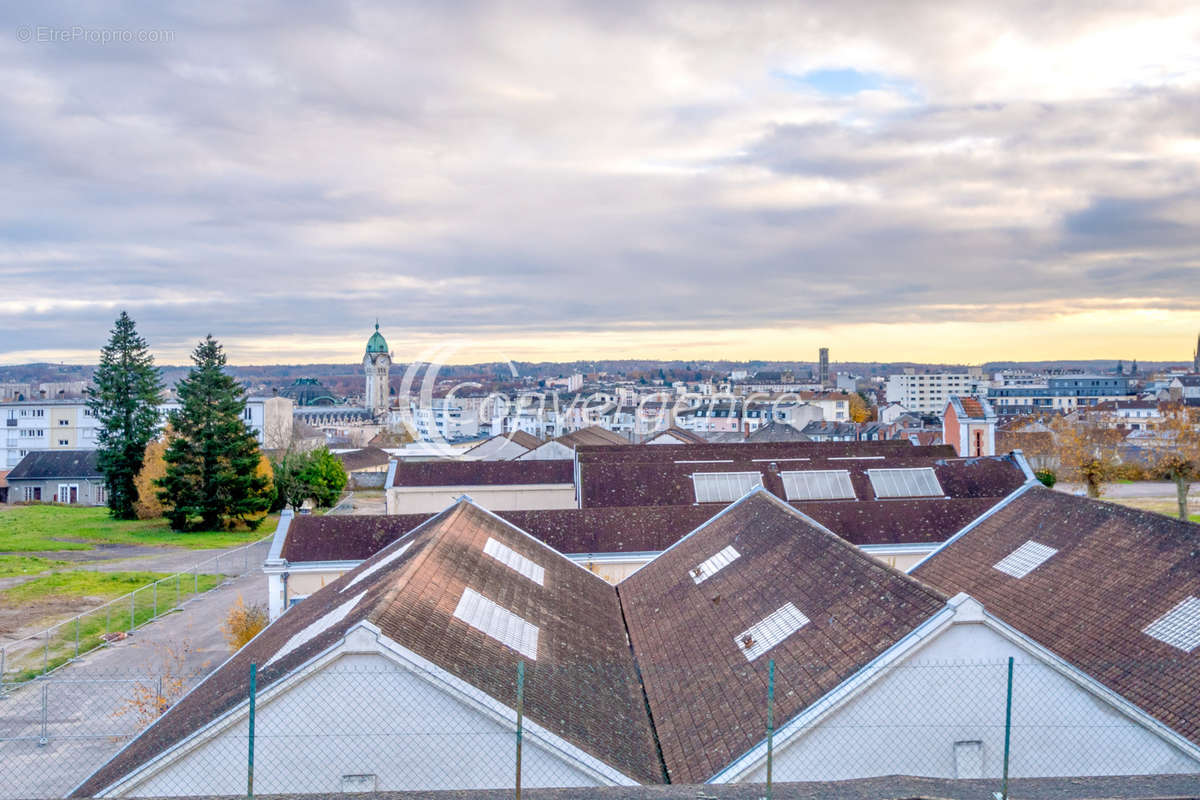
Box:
(105, 604), (110, 637)
(130, 588), (137, 633)
(1001, 656), (1014, 800)
(176, 573), (181, 605)
(74, 617), (80, 659)
(767, 658), (775, 800)
(42, 632), (49, 675)
(0, 647), (6, 697)
(153, 581), (158, 619)
(194, 567), (199, 595)
(248, 663), (257, 800)
(38, 681), (48, 746)
(515, 660), (524, 800)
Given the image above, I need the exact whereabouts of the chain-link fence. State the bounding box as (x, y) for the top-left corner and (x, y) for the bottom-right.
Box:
(2, 657), (1198, 799)
(0, 538), (270, 685)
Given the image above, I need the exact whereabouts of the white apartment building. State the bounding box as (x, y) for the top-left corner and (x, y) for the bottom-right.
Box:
(885, 369), (987, 415)
(410, 396), (484, 442)
(2, 396), (293, 470)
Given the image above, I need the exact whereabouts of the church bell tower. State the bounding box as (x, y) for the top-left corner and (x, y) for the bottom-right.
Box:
(363, 322), (392, 416)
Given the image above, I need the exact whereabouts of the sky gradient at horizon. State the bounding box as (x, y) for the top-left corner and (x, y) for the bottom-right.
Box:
(1, 2), (1198, 365)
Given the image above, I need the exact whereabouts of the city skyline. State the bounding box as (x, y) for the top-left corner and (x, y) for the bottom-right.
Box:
(2, 2), (1199, 364)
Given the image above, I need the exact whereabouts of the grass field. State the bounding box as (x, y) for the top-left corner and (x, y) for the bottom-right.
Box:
(1107, 497), (1200, 523)
(0, 505), (278, 552)
(0, 554), (67, 577)
(1, 569), (222, 604)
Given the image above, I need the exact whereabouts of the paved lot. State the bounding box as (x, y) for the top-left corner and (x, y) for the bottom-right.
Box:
(0, 546), (268, 800)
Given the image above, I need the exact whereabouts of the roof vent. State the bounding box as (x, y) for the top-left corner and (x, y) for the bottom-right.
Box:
(781, 469), (856, 501)
(992, 540), (1058, 579)
(691, 472), (763, 503)
(1143, 596), (1200, 652)
(866, 467), (944, 498)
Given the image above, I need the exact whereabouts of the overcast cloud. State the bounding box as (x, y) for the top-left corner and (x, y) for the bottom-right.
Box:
(1, 1), (1198, 363)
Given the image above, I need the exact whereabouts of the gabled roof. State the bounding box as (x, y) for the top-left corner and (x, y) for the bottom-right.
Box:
(390, 458), (573, 488)
(555, 426), (628, 447)
(7, 450), (101, 481)
(279, 494), (1008, 564)
(460, 431), (543, 460)
(912, 487), (1200, 747)
(334, 446), (391, 472)
(77, 502), (663, 795)
(619, 490), (947, 784)
(576, 447), (1026, 508)
(642, 427), (708, 445)
(744, 422), (810, 442)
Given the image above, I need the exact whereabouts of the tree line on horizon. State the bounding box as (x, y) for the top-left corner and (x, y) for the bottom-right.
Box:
(86, 312), (345, 531)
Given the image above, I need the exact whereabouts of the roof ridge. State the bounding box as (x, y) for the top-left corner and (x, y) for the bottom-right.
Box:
(362, 502), (467, 626)
(751, 488), (950, 604)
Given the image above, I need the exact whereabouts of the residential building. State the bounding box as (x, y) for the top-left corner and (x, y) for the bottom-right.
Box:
(460, 431), (543, 461)
(1, 399), (99, 469)
(516, 426), (628, 460)
(885, 368), (987, 415)
(942, 396), (997, 457)
(5, 450), (105, 505)
(988, 375), (1137, 415)
(411, 395), (483, 442)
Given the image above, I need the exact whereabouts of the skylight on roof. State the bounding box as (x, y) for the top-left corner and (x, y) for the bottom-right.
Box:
(1143, 596), (1200, 653)
(453, 587), (539, 660)
(690, 545), (740, 584)
(992, 540), (1058, 578)
(867, 467), (944, 498)
(737, 602), (810, 661)
(692, 472), (763, 503)
(781, 470), (856, 501)
(483, 537), (545, 586)
(344, 542), (414, 590)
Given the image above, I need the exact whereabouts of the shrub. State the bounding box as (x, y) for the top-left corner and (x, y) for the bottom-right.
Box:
(222, 595), (268, 652)
(1034, 469), (1057, 488)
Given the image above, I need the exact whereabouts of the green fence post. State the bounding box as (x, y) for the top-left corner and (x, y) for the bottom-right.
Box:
(1001, 656), (1014, 800)
(767, 659), (775, 800)
(129, 588), (136, 633)
(248, 663), (257, 800)
(515, 661), (524, 800)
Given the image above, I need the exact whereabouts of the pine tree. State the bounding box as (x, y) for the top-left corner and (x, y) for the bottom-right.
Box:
(157, 335), (272, 531)
(87, 312), (164, 519)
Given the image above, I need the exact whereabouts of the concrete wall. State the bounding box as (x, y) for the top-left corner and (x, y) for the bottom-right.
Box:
(386, 485), (577, 514)
(740, 622), (1200, 783)
(348, 471), (387, 490)
(117, 652), (608, 796)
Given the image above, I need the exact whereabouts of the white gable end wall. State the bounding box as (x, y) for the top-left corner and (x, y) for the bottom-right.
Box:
(111, 650), (612, 797)
(736, 620), (1200, 784)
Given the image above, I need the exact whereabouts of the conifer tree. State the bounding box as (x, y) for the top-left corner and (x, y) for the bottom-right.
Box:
(87, 312), (164, 519)
(157, 335), (271, 531)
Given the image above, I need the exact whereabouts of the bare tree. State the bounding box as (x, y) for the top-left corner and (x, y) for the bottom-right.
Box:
(1050, 410), (1123, 498)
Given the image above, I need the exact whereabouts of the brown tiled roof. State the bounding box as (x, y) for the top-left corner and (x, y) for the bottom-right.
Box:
(78, 503), (663, 795)
(335, 446), (392, 472)
(957, 397), (985, 419)
(577, 450), (1026, 508)
(574, 440), (938, 466)
(280, 495), (1006, 564)
(912, 487), (1200, 747)
(460, 431), (543, 458)
(389, 459), (574, 488)
(619, 491), (947, 784)
(642, 427), (708, 445)
(555, 426), (629, 447)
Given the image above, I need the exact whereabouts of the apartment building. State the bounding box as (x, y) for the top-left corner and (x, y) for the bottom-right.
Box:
(885, 369), (987, 415)
(988, 375), (1136, 416)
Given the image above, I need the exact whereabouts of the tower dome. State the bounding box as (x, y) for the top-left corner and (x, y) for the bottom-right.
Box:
(366, 322), (389, 354)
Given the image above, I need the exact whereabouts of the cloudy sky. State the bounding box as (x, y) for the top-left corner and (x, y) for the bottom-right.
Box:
(2, 1), (1199, 365)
